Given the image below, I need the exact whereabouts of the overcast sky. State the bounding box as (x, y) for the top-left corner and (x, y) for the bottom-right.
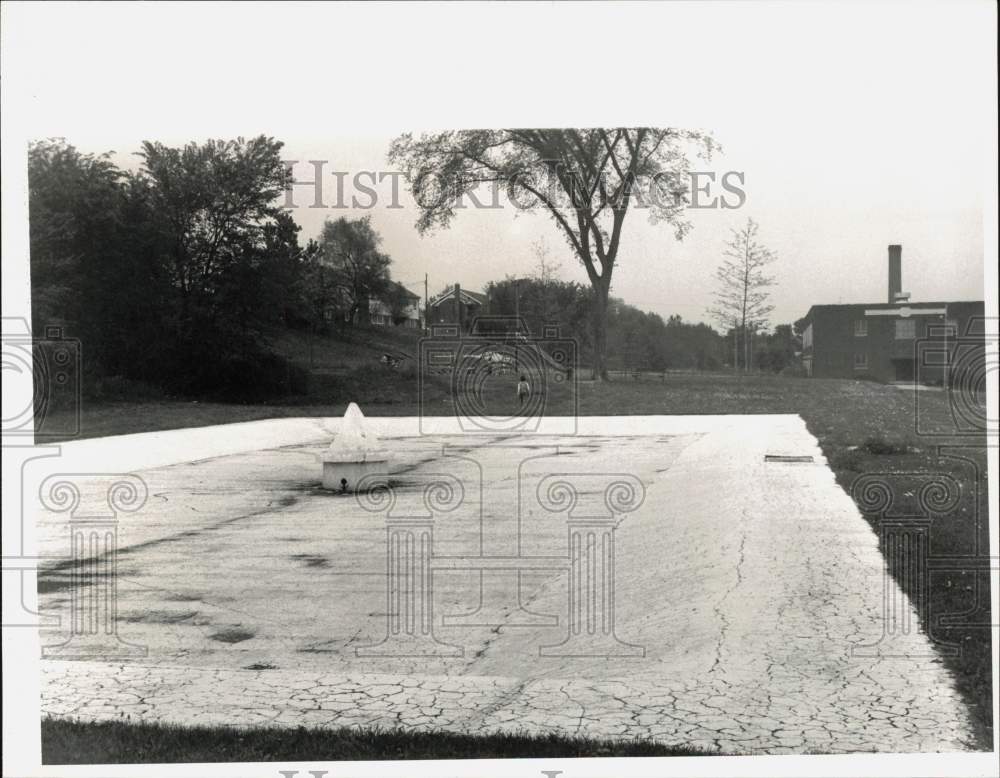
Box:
(4, 1), (994, 329)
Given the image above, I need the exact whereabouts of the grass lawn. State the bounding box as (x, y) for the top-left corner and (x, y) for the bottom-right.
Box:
(37, 370), (993, 758)
(41, 718), (708, 763)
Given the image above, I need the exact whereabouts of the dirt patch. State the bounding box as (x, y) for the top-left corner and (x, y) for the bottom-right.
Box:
(209, 627), (255, 644)
(36, 566), (134, 595)
(297, 640), (337, 653)
(37, 574), (82, 595)
(120, 610), (199, 625)
(290, 554), (332, 569)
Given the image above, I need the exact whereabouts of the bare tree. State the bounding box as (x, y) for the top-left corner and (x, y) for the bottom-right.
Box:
(708, 218), (776, 372)
(532, 236), (559, 284)
(532, 236), (562, 323)
(389, 128), (716, 379)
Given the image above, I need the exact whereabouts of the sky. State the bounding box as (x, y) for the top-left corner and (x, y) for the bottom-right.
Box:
(3, 1), (994, 331)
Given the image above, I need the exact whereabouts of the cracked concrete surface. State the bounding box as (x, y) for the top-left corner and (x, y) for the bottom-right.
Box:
(34, 415), (977, 753)
(41, 660), (972, 753)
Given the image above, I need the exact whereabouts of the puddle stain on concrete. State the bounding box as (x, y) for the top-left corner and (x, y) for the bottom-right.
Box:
(209, 627), (256, 644)
(119, 610), (202, 625)
(290, 554), (333, 569)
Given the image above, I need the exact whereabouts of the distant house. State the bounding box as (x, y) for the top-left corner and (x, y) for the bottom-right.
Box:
(427, 284), (489, 330)
(800, 245), (984, 384)
(368, 281), (423, 329)
(324, 281), (423, 329)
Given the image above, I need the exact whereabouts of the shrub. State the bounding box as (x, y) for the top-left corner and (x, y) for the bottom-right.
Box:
(861, 436), (909, 455)
(780, 364), (807, 378)
(830, 448), (864, 472)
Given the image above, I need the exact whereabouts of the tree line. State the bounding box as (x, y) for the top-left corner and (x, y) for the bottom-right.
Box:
(388, 127), (718, 380)
(29, 134), (801, 405)
(387, 128), (798, 378)
(483, 274), (799, 374)
(28, 137), (410, 401)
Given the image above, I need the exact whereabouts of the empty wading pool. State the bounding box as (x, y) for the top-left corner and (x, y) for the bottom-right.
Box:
(33, 415), (976, 753)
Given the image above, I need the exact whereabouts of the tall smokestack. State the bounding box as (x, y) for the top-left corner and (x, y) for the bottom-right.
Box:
(888, 245), (902, 303)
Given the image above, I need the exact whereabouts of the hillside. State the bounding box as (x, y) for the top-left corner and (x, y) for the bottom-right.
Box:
(270, 326), (423, 374)
(266, 325), (439, 407)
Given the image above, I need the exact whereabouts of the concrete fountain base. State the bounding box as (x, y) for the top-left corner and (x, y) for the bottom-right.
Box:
(321, 459), (389, 492)
(320, 403), (391, 492)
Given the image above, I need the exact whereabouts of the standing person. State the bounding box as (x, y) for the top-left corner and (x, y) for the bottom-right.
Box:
(516, 374), (531, 408)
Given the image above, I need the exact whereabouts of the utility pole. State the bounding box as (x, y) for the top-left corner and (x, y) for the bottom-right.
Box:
(942, 306), (950, 391)
(514, 278), (520, 371)
(424, 273), (428, 332)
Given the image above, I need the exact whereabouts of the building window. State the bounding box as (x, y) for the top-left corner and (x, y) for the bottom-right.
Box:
(854, 353), (868, 370)
(854, 319), (868, 337)
(894, 319), (916, 340)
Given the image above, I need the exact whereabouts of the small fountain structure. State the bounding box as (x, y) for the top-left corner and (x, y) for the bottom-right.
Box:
(321, 403), (391, 492)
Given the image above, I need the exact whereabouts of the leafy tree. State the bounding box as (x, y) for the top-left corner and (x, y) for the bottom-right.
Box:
(389, 128), (717, 379)
(486, 276), (592, 346)
(484, 277), (726, 374)
(28, 139), (170, 377)
(296, 238), (336, 329)
(384, 283), (418, 326)
(708, 218), (777, 372)
(267, 218), (317, 330)
(755, 323), (799, 373)
(138, 136), (292, 351)
(315, 215), (392, 325)
(213, 210), (304, 355)
(662, 315), (724, 370)
(29, 135), (310, 400)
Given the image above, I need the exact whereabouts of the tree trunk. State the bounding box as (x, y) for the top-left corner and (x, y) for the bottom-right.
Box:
(592, 284), (610, 381)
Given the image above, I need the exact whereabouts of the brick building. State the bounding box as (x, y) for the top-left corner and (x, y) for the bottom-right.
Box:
(800, 245), (984, 384)
(426, 284), (489, 330)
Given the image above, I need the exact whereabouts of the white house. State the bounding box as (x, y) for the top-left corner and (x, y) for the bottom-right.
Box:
(368, 282), (423, 329)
